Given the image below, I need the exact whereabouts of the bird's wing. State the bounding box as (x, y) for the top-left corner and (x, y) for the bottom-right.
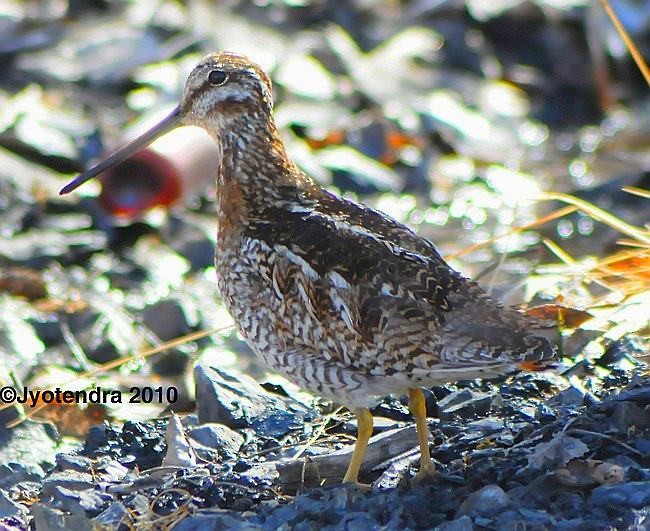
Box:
(246, 193), (556, 373)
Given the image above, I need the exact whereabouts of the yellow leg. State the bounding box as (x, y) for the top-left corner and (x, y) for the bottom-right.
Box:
(408, 388), (436, 481)
(342, 408), (373, 484)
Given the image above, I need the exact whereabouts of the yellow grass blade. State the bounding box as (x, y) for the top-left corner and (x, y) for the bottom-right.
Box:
(444, 205), (578, 260)
(622, 186), (650, 200)
(600, 0), (650, 85)
(542, 238), (577, 265)
(540, 192), (650, 244)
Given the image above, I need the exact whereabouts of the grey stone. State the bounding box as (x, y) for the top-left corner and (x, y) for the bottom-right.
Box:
(517, 507), (554, 526)
(490, 510), (522, 531)
(474, 517), (492, 527)
(30, 503), (66, 530)
(95, 458), (129, 483)
(552, 492), (585, 517)
(189, 423), (245, 460)
(437, 390), (494, 420)
(194, 364), (314, 438)
(518, 406), (537, 419)
(30, 502), (93, 531)
(0, 489), (24, 519)
(141, 298), (190, 341)
(554, 517), (591, 530)
(614, 386), (650, 403)
(0, 421), (60, 471)
(634, 438), (650, 454)
(536, 404), (557, 421)
(547, 386), (585, 407)
(588, 481), (650, 510)
(465, 417), (504, 434)
(457, 484), (511, 517)
(0, 462), (44, 489)
(49, 485), (111, 516)
(327, 486), (369, 511)
(337, 512), (383, 531)
(162, 413), (197, 468)
(55, 454), (92, 472)
(173, 511), (260, 530)
(609, 401), (650, 431)
(92, 501), (128, 528)
(42, 470), (95, 497)
(435, 515), (474, 531)
(438, 389), (474, 410)
(508, 473), (562, 505)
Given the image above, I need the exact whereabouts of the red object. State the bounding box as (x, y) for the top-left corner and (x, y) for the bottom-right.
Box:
(98, 149), (182, 216)
(97, 126), (218, 218)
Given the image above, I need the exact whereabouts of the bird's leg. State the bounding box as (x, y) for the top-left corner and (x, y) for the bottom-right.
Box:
(408, 388), (436, 481)
(342, 408), (373, 485)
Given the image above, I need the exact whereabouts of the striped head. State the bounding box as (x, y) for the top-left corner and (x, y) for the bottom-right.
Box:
(59, 52), (276, 195)
(180, 52), (274, 130)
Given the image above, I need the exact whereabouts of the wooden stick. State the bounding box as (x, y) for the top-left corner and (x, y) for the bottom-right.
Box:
(275, 425), (420, 487)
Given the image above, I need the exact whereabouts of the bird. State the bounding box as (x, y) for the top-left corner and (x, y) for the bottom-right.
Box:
(61, 52), (557, 486)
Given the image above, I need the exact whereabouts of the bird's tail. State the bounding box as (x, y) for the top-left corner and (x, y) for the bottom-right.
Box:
(518, 317), (561, 371)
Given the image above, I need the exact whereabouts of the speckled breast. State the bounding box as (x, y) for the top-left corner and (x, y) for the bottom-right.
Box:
(215, 238), (277, 357)
(214, 236), (382, 407)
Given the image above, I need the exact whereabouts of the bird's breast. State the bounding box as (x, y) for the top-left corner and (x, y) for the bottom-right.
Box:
(215, 174), (249, 251)
(214, 235), (365, 365)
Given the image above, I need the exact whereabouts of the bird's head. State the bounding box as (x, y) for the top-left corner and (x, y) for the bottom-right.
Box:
(60, 52), (273, 195)
(180, 52), (274, 128)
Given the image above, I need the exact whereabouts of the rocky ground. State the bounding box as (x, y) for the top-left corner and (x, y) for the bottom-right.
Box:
(1, 1), (649, 529)
(1, 357), (649, 529)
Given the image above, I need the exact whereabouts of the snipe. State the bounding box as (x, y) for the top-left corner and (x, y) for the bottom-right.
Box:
(62, 52), (556, 485)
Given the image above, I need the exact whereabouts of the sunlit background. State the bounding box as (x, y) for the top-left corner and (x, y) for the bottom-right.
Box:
(0, 0), (648, 431)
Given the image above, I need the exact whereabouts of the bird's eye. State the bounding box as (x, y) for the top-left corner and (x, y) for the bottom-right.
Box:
(208, 69), (229, 86)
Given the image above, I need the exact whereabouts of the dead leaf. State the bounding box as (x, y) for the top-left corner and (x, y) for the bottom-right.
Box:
(0, 267), (46, 300)
(555, 459), (625, 487)
(31, 401), (109, 437)
(34, 298), (88, 313)
(603, 253), (650, 281)
(525, 304), (593, 329)
(527, 434), (589, 469)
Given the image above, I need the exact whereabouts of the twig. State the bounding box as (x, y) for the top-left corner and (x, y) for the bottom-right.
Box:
(622, 186), (650, 200)
(4, 325), (233, 427)
(539, 192), (650, 245)
(600, 0), (650, 85)
(565, 428), (644, 457)
(276, 425), (419, 486)
(444, 205), (578, 260)
(292, 406), (345, 460)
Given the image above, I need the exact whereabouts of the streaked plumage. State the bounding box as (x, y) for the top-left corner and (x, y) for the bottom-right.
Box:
(62, 52), (557, 485)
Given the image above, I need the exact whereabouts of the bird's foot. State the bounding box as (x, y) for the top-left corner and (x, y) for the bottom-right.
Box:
(342, 480), (372, 491)
(413, 461), (437, 484)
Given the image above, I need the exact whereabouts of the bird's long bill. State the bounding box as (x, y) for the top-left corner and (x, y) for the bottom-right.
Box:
(59, 106), (182, 195)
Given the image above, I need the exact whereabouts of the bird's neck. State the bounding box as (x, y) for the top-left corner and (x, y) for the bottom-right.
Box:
(212, 115), (314, 241)
(215, 115), (311, 204)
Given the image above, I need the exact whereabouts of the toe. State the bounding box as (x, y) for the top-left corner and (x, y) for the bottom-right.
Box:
(342, 480), (372, 490)
(414, 462), (437, 484)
